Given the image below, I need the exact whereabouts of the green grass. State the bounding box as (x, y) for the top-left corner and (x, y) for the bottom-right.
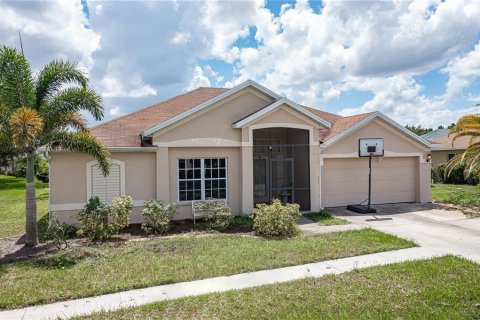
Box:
(431, 183), (480, 216)
(78, 256), (480, 320)
(0, 229), (415, 309)
(0, 175), (49, 238)
(304, 211), (349, 226)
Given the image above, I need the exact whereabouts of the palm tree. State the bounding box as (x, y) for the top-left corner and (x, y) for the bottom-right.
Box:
(0, 46), (110, 246)
(446, 113), (480, 179)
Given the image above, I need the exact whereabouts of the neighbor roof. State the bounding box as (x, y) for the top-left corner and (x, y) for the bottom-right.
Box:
(421, 128), (470, 150)
(429, 134), (471, 150)
(421, 128), (450, 140)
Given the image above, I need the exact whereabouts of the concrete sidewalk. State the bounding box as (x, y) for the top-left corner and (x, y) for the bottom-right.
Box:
(0, 247), (443, 320)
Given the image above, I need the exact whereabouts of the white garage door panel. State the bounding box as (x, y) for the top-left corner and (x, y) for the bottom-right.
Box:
(322, 157), (416, 207)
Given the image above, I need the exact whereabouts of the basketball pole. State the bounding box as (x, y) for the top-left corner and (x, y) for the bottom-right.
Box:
(367, 155), (372, 212)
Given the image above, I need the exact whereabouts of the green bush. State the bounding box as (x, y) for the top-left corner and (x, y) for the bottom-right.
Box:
(432, 163), (479, 185)
(45, 216), (77, 249)
(142, 200), (178, 234)
(14, 155), (49, 181)
(253, 199), (301, 238)
(77, 195), (132, 241)
(36, 157), (49, 182)
(202, 200), (234, 231)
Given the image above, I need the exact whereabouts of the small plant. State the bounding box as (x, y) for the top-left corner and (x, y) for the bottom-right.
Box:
(45, 216), (77, 249)
(253, 199), (301, 238)
(110, 195), (133, 233)
(202, 200), (234, 231)
(142, 200), (178, 234)
(77, 195), (132, 241)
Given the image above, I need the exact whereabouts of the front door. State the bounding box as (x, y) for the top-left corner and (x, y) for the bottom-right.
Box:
(270, 157), (294, 204)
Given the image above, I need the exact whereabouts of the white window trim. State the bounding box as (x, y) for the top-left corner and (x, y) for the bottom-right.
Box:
(177, 158), (228, 204)
(86, 159), (126, 201)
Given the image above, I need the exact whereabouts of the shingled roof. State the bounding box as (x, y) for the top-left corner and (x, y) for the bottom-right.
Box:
(89, 86), (372, 147)
(91, 87), (228, 147)
(429, 134), (471, 150)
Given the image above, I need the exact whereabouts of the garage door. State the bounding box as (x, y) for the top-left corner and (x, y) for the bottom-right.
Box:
(322, 157), (416, 207)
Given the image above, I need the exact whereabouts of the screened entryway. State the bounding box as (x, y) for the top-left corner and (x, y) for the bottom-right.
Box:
(253, 128), (310, 210)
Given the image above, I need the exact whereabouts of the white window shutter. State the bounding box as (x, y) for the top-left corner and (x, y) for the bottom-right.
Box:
(91, 163), (121, 202)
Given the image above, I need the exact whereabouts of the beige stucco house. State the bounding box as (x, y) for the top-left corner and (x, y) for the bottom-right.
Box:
(422, 129), (468, 166)
(49, 80), (432, 223)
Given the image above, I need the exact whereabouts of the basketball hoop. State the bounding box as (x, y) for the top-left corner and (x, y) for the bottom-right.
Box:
(347, 138), (384, 214)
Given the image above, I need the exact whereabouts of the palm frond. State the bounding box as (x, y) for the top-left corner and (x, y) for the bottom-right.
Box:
(9, 107), (43, 149)
(47, 131), (111, 176)
(35, 60), (88, 108)
(0, 46), (35, 109)
(44, 111), (89, 133)
(41, 87), (104, 124)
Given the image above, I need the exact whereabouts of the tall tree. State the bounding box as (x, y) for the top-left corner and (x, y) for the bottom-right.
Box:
(446, 114), (480, 178)
(405, 124), (433, 136)
(0, 46), (110, 246)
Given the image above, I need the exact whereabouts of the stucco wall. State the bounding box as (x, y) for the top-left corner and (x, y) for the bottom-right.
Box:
(51, 151), (156, 224)
(153, 90), (272, 144)
(431, 150), (462, 166)
(322, 119), (429, 156)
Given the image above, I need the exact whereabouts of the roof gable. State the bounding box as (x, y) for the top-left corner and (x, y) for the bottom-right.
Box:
(142, 80), (282, 137)
(320, 112), (432, 149)
(232, 98), (331, 128)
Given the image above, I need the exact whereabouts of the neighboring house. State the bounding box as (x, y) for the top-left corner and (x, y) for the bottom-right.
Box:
(422, 129), (468, 166)
(49, 80), (432, 223)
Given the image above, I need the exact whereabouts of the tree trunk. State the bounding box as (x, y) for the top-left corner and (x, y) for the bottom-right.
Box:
(25, 150), (38, 246)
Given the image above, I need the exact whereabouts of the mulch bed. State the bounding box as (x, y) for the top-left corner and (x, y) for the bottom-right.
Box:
(0, 219), (254, 265)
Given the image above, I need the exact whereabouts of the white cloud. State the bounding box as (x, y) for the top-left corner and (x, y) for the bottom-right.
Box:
(443, 41), (480, 98)
(95, 4), (103, 15)
(109, 106), (120, 116)
(187, 66), (211, 90)
(171, 32), (190, 45)
(1, 0), (479, 127)
(0, 1), (100, 71)
(207, 0), (480, 126)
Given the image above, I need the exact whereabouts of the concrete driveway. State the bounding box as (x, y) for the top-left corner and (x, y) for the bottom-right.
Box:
(328, 203), (480, 263)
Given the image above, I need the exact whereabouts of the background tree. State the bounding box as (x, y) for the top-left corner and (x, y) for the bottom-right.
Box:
(446, 114), (480, 179)
(405, 124), (433, 136)
(0, 46), (110, 246)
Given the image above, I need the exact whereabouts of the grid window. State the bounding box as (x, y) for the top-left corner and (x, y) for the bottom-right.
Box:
(178, 158), (227, 201)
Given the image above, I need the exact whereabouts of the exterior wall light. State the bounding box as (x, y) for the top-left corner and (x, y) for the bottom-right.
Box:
(426, 153), (432, 162)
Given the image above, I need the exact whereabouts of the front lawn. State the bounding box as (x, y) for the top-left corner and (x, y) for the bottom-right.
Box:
(79, 256), (480, 320)
(0, 229), (415, 309)
(0, 175), (49, 238)
(432, 183), (480, 209)
(304, 211), (349, 226)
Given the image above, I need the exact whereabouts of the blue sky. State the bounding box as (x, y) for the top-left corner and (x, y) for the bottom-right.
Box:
(1, 0), (479, 127)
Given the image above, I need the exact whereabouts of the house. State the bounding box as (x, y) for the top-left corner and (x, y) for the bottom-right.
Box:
(422, 129), (468, 166)
(49, 80), (432, 223)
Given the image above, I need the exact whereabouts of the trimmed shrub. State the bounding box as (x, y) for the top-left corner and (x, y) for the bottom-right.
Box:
(202, 200), (234, 231)
(141, 200), (178, 234)
(77, 195), (132, 241)
(253, 199), (301, 238)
